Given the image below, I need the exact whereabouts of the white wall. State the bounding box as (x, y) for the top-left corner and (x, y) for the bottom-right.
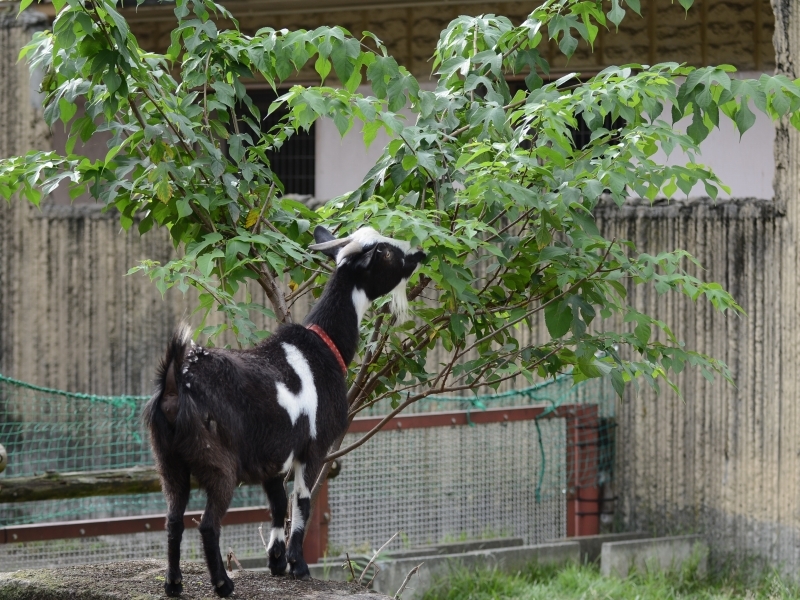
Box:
(315, 76), (776, 202)
(315, 116), (392, 201)
(655, 74), (775, 199)
(314, 83), (436, 201)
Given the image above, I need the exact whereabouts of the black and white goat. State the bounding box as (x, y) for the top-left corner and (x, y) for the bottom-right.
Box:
(144, 225), (425, 597)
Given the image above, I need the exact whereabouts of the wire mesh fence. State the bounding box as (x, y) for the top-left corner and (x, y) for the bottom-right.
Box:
(327, 416), (566, 554)
(0, 372), (616, 571)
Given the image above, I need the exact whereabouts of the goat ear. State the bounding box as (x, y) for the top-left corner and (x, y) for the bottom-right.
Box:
(352, 246), (377, 269)
(312, 225), (336, 245)
(309, 226), (350, 259)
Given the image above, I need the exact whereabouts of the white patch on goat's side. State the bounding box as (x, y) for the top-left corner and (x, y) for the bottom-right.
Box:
(389, 278), (409, 323)
(280, 451), (294, 474)
(267, 526), (285, 551)
(275, 344), (318, 438)
(352, 288), (370, 323)
(336, 227), (411, 266)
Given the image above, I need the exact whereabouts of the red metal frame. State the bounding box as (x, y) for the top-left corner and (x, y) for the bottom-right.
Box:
(0, 403), (603, 559)
(563, 405), (600, 537)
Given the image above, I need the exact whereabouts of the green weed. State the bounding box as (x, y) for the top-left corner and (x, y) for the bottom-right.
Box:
(422, 560), (800, 600)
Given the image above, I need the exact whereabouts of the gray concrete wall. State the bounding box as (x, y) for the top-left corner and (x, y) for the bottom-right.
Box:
(600, 535), (708, 578)
(595, 198), (794, 570)
(304, 541), (580, 599)
(567, 532), (651, 565)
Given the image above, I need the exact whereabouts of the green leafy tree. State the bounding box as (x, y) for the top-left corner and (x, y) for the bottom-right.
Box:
(3, 0), (796, 499)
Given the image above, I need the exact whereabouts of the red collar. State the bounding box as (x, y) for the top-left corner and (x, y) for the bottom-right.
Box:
(307, 324), (348, 375)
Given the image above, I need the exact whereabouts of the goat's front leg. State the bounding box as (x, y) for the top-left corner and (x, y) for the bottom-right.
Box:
(161, 461), (190, 597)
(286, 461), (316, 580)
(263, 475), (289, 576)
(199, 479), (236, 597)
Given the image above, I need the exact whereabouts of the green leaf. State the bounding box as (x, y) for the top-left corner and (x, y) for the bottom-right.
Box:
(625, 0), (642, 15)
(634, 321), (651, 346)
(58, 99), (77, 125)
(545, 300), (572, 339)
(558, 30), (578, 57)
(314, 55), (332, 81)
(607, 0), (625, 28)
(155, 179), (172, 203)
(611, 370), (626, 397)
(686, 109), (709, 143)
(197, 249), (224, 277)
(734, 101), (756, 136)
(450, 313), (469, 339)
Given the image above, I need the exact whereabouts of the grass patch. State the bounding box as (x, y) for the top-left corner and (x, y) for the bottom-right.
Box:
(422, 560), (800, 600)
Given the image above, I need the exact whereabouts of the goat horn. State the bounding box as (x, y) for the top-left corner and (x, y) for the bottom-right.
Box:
(308, 237), (352, 252)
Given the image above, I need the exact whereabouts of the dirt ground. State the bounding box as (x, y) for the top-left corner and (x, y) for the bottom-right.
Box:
(0, 560), (390, 600)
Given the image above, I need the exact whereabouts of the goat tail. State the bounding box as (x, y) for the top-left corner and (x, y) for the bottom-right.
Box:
(145, 323), (193, 428)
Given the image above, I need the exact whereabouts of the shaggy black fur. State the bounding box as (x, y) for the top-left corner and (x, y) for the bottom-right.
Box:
(144, 226), (425, 597)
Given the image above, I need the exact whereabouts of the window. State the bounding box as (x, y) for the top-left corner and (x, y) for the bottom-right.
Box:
(234, 89), (316, 197)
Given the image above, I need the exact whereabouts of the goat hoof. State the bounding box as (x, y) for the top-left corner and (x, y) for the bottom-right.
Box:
(290, 561), (311, 581)
(164, 580), (183, 597)
(269, 555), (288, 576)
(269, 540), (288, 576)
(213, 575), (235, 597)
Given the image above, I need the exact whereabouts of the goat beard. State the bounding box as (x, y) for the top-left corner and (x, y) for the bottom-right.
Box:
(389, 279), (410, 323)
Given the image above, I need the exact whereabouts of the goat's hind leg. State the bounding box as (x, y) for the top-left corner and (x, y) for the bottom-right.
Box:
(199, 478), (236, 597)
(286, 461), (316, 580)
(161, 461), (190, 597)
(263, 476), (289, 576)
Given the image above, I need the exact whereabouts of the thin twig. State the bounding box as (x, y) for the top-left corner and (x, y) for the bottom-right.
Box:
(258, 524), (269, 557)
(203, 50), (212, 130)
(286, 267), (325, 303)
(394, 563), (424, 599)
(254, 181), (277, 235)
(359, 531), (401, 584)
(344, 552), (357, 580)
(226, 547), (244, 571)
(366, 563), (381, 588)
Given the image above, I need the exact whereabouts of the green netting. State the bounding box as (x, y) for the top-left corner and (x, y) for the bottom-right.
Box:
(0, 372), (616, 529)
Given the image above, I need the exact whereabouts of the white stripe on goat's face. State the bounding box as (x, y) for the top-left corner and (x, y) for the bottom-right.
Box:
(275, 344), (318, 438)
(336, 227), (411, 266)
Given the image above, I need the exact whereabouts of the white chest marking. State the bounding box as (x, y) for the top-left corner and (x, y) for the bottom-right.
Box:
(352, 287), (370, 323)
(275, 343), (318, 439)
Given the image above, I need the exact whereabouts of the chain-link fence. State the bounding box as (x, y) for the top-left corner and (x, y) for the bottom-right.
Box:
(0, 372), (615, 571)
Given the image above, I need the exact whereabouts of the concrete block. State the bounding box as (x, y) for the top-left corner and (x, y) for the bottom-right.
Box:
(301, 540), (580, 597)
(370, 541), (580, 599)
(566, 532), (650, 564)
(600, 535), (708, 578)
(385, 537), (524, 559)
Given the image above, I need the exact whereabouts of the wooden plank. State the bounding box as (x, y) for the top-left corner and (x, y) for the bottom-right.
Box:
(348, 404), (564, 433)
(0, 462), (341, 504)
(1, 506), (270, 544)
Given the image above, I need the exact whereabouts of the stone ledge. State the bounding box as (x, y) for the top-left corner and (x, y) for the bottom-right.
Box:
(560, 532), (650, 564)
(600, 535), (709, 578)
(285, 541), (580, 599)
